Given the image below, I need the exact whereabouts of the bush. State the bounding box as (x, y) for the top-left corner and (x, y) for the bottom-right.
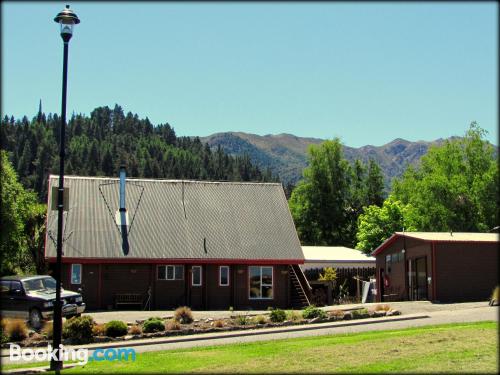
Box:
(166, 319), (181, 331)
(352, 308), (369, 319)
(212, 319), (225, 328)
(41, 321), (53, 339)
(5, 319), (28, 342)
(174, 306), (193, 324)
(269, 308), (286, 323)
(105, 320), (128, 337)
(143, 317), (165, 333)
(302, 306), (327, 320)
(234, 314), (248, 326)
(62, 315), (94, 344)
(92, 323), (106, 336)
(286, 310), (303, 322)
(253, 315), (267, 325)
(491, 286), (499, 305)
(128, 324), (142, 335)
(329, 310), (345, 320)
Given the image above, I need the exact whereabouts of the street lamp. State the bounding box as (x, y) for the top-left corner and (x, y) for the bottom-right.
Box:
(51, 4), (80, 371)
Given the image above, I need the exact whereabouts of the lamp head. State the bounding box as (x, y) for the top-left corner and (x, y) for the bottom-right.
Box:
(54, 5), (80, 41)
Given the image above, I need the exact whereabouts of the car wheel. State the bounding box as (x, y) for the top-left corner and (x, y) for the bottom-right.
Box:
(29, 308), (43, 329)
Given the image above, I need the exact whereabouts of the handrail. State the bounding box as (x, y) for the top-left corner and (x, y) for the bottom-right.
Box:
(289, 265), (311, 306)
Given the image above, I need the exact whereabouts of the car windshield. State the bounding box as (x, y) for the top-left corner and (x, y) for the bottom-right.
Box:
(23, 277), (57, 292)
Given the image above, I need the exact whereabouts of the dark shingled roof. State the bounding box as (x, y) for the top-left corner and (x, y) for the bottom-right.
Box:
(45, 175), (304, 263)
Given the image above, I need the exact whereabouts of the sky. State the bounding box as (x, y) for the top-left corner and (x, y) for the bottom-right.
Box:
(1, 1), (498, 147)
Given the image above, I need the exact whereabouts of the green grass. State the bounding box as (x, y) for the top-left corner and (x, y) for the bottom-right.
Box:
(2, 321), (498, 373)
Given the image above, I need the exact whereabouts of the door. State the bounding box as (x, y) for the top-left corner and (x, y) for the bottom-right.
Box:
(408, 257), (428, 300)
(188, 266), (204, 310)
(81, 265), (100, 310)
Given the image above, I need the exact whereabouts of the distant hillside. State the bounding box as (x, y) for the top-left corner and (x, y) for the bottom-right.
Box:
(201, 132), (458, 189)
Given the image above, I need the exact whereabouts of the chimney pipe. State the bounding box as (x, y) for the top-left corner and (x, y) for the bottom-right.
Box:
(119, 166), (126, 212)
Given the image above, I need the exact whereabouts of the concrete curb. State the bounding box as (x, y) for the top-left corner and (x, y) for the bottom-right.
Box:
(1, 313), (430, 358)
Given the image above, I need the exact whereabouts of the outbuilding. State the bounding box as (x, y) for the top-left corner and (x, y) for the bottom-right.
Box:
(301, 246), (375, 270)
(372, 232), (498, 302)
(44, 170), (311, 311)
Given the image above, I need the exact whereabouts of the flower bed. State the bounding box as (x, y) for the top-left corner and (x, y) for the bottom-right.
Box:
(0, 305), (400, 348)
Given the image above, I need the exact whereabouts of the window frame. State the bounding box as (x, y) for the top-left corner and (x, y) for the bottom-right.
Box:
(248, 266), (274, 300)
(71, 264), (82, 285)
(157, 265), (184, 281)
(219, 266), (230, 287)
(191, 266), (202, 287)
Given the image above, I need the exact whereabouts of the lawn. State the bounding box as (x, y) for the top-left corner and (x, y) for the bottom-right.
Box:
(2, 321), (498, 373)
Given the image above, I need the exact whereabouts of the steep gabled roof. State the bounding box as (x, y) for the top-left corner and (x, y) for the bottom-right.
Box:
(45, 176), (304, 263)
(371, 231), (499, 256)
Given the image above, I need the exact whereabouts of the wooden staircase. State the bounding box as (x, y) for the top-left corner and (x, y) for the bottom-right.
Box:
(289, 265), (312, 308)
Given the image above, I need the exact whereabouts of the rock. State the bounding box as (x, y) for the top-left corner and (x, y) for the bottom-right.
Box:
(205, 318), (214, 322)
(193, 319), (200, 323)
(373, 311), (386, 318)
(343, 312), (353, 320)
(309, 317), (325, 324)
(124, 335), (134, 340)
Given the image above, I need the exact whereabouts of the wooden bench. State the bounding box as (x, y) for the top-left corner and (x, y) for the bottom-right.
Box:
(114, 293), (143, 309)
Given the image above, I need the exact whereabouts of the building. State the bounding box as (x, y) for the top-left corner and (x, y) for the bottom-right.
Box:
(44, 170), (311, 311)
(301, 246), (375, 270)
(372, 232), (499, 302)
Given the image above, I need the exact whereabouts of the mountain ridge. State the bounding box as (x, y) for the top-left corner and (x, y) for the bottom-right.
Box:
(199, 132), (462, 189)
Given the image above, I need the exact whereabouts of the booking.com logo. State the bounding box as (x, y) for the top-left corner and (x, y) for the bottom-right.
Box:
(9, 344), (136, 365)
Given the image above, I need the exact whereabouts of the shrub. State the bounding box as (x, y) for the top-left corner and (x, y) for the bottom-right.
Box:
(5, 319), (28, 342)
(62, 315), (94, 344)
(174, 306), (193, 324)
(92, 324), (106, 336)
(105, 320), (128, 337)
(166, 319), (181, 331)
(269, 308), (286, 323)
(128, 324), (142, 335)
(352, 308), (369, 319)
(41, 321), (53, 339)
(234, 314), (248, 326)
(329, 309), (345, 319)
(302, 306), (327, 320)
(374, 304), (391, 312)
(212, 319), (225, 328)
(143, 317), (165, 333)
(286, 310), (302, 322)
(253, 315), (267, 325)
(491, 286), (499, 304)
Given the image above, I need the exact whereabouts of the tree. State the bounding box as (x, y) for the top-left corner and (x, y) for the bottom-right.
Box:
(355, 195), (418, 255)
(0, 151), (46, 275)
(392, 122), (498, 232)
(289, 139), (352, 245)
(366, 158), (385, 207)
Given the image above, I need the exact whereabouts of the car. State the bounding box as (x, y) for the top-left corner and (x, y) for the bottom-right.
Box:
(0, 275), (86, 328)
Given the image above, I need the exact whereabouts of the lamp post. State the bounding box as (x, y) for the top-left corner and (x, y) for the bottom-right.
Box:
(51, 5), (80, 371)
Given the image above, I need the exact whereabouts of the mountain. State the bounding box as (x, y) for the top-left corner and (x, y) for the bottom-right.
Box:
(200, 132), (455, 189)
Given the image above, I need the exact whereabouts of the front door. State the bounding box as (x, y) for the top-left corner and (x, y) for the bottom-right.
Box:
(188, 265), (204, 310)
(408, 257), (428, 300)
(81, 265), (100, 310)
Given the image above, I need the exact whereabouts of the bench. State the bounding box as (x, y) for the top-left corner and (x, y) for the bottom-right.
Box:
(114, 293), (143, 309)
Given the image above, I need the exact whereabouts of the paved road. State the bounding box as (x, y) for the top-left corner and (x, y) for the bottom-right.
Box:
(2, 304), (497, 367)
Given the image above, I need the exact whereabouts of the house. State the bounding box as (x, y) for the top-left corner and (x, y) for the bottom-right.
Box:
(301, 246), (375, 270)
(372, 232), (499, 302)
(44, 169), (311, 310)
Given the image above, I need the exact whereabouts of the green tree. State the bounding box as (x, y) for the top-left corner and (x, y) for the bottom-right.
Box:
(366, 158), (385, 207)
(0, 151), (46, 275)
(392, 122), (498, 232)
(355, 195), (418, 254)
(289, 139), (352, 245)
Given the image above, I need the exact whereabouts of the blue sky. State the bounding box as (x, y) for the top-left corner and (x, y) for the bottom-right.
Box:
(2, 1), (498, 147)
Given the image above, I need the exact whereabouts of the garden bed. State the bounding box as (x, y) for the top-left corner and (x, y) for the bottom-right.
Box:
(1, 305), (400, 349)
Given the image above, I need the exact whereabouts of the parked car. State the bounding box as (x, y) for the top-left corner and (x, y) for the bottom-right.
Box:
(0, 275), (86, 328)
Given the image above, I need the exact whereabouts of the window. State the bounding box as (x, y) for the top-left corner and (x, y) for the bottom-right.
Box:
(385, 254), (392, 273)
(0, 281), (10, 294)
(249, 266), (273, 299)
(192, 266), (202, 286)
(71, 264), (82, 284)
(158, 265), (184, 280)
(219, 266), (229, 286)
